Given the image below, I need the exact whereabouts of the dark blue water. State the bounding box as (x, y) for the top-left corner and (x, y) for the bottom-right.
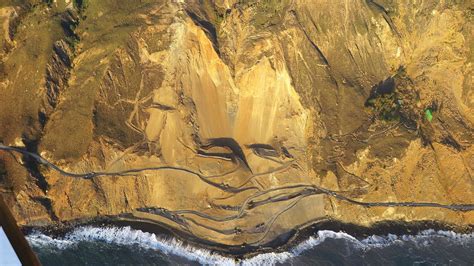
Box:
(27, 226), (474, 265)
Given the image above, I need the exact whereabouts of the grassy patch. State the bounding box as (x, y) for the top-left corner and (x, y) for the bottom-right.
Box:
(234, 0), (289, 29)
(202, 0), (225, 29)
(250, 0), (289, 28)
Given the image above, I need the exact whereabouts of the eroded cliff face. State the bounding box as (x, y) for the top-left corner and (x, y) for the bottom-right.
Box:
(0, 0), (473, 247)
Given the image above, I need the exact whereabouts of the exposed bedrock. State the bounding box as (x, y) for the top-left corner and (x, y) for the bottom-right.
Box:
(0, 0), (473, 246)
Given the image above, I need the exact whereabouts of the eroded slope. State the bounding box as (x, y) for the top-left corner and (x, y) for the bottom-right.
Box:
(0, 0), (473, 247)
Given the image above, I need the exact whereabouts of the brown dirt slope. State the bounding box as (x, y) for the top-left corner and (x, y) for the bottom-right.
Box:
(0, 0), (472, 247)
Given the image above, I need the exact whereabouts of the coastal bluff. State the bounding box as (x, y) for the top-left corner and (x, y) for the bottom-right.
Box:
(0, 0), (473, 248)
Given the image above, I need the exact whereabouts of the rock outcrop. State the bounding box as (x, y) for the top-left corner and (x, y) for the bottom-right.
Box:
(0, 0), (473, 247)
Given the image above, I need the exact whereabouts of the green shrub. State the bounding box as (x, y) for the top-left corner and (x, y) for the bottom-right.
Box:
(366, 92), (401, 121)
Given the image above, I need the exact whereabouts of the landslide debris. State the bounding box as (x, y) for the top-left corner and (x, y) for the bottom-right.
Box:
(0, 0), (472, 246)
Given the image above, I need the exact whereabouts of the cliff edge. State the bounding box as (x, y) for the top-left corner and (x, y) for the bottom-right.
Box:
(0, 0), (473, 247)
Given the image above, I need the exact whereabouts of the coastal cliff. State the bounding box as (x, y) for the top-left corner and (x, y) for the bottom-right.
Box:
(0, 0), (473, 248)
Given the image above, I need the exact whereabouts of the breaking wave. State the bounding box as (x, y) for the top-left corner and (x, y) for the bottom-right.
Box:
(27, 226), (474, 265)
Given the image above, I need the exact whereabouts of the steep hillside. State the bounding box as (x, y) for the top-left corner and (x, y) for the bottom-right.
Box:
(0, 0), (473, 248)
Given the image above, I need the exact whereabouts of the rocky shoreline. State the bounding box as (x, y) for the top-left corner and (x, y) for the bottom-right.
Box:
(22, 216), (474, 259)
(2, 1), (473, 260)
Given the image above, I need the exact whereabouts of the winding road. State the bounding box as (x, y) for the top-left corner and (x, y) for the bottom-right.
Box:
(1, 143), (473, 212)
(1, 143), (473, 245)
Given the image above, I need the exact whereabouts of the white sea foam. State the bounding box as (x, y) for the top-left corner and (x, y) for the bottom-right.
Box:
(27, 226), (474, 266)
(28, 226), (236, 265)
(27, 231), (75, 249)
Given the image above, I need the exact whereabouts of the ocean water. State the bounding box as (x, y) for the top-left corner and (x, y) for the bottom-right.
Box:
(27, 226), (474, 265)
